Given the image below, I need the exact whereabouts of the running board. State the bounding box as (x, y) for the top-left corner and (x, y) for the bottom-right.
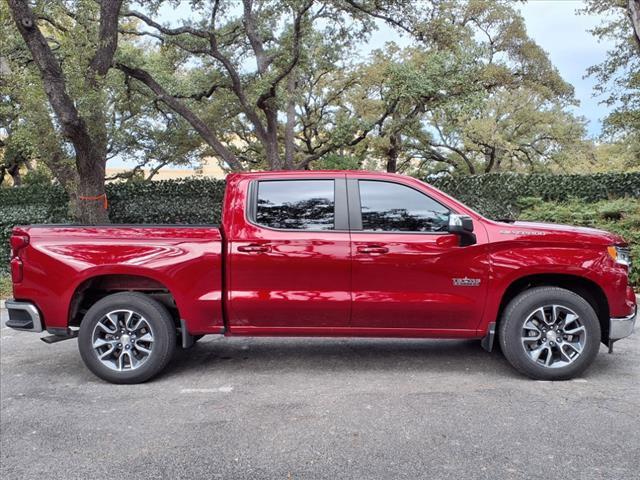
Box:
(41, 329), (78, 344)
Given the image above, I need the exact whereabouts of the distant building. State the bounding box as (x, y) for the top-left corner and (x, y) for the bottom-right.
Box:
(106, 156), (227, 182)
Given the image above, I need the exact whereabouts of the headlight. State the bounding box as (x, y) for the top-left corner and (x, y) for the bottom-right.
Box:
(608, 246), (632, 268)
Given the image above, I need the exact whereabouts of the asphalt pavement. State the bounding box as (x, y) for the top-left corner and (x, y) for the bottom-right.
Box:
(1, 306), (639, 479)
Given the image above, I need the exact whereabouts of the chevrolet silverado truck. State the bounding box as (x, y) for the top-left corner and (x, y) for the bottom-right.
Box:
(5, 171), (637, 383)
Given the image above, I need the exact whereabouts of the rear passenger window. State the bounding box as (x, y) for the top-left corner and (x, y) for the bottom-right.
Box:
(359, 180), (449, 232)
(255, 180), (335, 230)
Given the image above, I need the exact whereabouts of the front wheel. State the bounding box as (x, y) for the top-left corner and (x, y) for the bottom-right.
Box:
(499, 287), (601, 380)
(78, 292), (176, 384)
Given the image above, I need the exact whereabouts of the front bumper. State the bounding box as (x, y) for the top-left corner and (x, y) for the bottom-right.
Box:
(4, 300), (43, 332)
(610, 305), (637, 341)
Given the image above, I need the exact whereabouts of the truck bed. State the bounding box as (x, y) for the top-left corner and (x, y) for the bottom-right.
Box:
(11, 224), (224, 334)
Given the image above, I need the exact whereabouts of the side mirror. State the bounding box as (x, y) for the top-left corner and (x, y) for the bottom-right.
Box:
(448, 214), (476, 246)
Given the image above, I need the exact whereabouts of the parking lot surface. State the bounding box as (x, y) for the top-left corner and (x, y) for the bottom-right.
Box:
(1, 306), (639, 479)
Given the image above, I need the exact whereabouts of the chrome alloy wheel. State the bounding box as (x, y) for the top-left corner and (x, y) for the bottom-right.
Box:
(521, 305), (587, 368)
(91, 310), (155, 371)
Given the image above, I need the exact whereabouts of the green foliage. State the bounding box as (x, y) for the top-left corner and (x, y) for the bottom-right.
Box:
(0, 273), (11, 299)
(518, 198), (640, 288)
(1, 1), (205, 197)
(429, 172), (640, 219)
(349, 1), (590, 175)
(0, 184), (70, 273)
(22, 165), (54, 187)
(581, 0), (640, 149)
(106, 179), (225, 224)
(0, 179), (226, 270)
(312, 154), (361, 170)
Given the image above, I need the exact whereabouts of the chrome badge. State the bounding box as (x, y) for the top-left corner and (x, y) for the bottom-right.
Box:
(453, 277), (481, 287)
(499, 229), (546, 236)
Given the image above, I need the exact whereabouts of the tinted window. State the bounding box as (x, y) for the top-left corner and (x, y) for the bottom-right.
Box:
(359, 180), (449, 232)
(256, 180), (335, 230)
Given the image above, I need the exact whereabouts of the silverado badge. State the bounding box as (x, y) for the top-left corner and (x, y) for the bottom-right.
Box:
(453, 277), (481, 287)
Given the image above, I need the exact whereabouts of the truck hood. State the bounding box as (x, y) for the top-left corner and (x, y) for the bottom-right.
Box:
(495, 220), (627, 246)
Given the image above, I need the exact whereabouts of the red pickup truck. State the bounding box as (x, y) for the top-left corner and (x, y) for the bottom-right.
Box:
(5, 171), (637, 383)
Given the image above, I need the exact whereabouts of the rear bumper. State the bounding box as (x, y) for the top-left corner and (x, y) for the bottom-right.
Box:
(610, 305), (637, 341)
(4, 300), (43, 332)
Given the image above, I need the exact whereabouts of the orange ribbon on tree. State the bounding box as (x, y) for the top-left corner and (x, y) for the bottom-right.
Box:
(79, 193), (108, 210)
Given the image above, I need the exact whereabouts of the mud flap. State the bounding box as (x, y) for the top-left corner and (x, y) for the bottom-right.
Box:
(180, 319), (195, 349)
(481, 322), (496, 352)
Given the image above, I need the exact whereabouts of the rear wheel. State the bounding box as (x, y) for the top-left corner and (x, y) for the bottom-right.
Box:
(499, 287), (601, 380)
(78, 292), (176, 384)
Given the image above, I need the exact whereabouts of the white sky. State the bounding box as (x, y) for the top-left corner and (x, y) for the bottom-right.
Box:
(516, 0), (615, 137)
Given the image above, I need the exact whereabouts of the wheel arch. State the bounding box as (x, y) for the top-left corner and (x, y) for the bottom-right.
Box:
(495, 273), (610, 342)
(68, 274), (181, 328)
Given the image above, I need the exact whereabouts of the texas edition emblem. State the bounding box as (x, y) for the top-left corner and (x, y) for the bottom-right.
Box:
(453, 277), (481, 287)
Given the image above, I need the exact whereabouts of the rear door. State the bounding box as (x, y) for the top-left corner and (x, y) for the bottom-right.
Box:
(348, 177), (489, 333)
(227, 174), (352, 332)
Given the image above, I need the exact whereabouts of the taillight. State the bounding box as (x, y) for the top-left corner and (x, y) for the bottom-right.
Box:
(10, 232), (29, 258)
(10, 257), (23, 283)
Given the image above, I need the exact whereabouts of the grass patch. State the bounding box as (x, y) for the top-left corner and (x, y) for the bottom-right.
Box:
(0, 273), (11, 300)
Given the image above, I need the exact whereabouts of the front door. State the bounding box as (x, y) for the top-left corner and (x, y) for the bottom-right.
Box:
(349, 178), (489, 333)
(228, 175), (352, 332)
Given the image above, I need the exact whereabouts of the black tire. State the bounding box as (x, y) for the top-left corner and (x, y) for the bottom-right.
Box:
(499, 287), (601, 380)
(78, 292), (176, 384)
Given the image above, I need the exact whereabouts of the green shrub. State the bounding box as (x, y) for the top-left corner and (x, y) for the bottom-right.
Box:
(0, 273), (11, 299)
(107, 178), (225, 224)
(0, 178), (225, 270)
(429, 172), (640, 220)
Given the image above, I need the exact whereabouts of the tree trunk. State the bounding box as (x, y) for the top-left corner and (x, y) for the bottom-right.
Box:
(263, 102), (282, 170)
(484, 147), (497, 173)
(74, 151), (109, 223)
(7, 162), (21, 186)
(629, 0), (640, 48)
(284, 73), (297, 170)
(8, 0), (122, 224)
(386, 131), (401, 173)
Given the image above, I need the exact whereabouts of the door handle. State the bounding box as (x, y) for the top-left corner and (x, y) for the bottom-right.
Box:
(238, 243), (271, 253)
(357, 245), (389, 254)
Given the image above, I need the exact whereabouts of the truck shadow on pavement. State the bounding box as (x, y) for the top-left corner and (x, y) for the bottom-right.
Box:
(163, 337), (520, 379)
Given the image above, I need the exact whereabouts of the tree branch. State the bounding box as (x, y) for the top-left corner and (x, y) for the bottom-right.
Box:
(629, 0), (640, 48)
(90, 0), (124, 76)
(116, 62), (244, 171)
(242, 0), (271, 73)
(7, 0), (91, 153)
(295, 100), (397, 169)
(256, 0), (313, 108)
(344, 0), (421, 39)
(123, 10), (209, 38)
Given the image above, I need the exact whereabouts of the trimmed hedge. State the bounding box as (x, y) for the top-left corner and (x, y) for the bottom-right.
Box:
(429, 172), (640, 220)
(0, 178), (226, 224)
(0, 179), (226, 271)
(106, 178), (225, 224)
(1, 172), (639, 275)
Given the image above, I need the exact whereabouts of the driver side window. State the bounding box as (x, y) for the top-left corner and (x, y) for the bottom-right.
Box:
(358, 180), (450, 232)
